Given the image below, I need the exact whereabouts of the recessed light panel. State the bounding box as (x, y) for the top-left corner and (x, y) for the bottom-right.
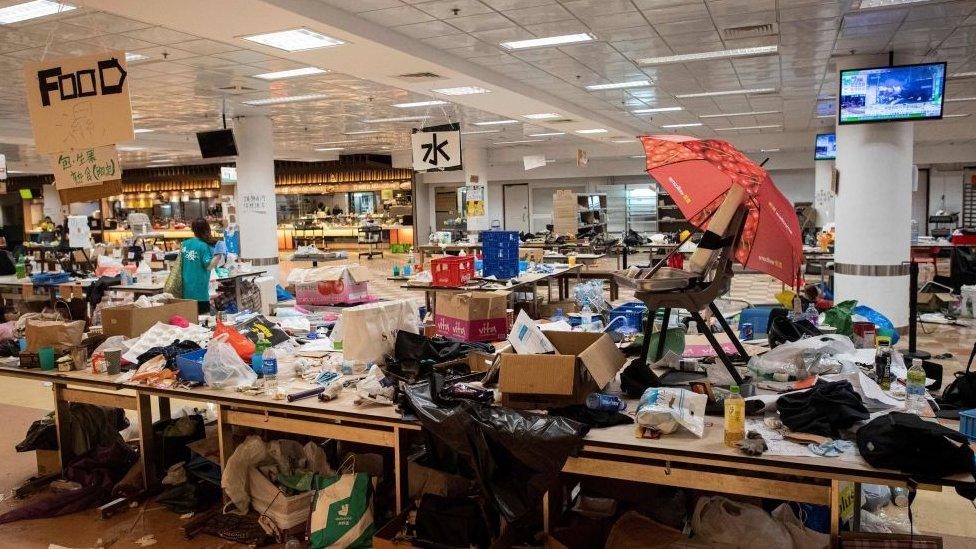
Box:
(253, 67), (327, 80)
(633, 106), (683, 114)
(500, 33), (595, 50)
(575, 128), (607, 134)
(586, 80), (651, 90)
(243, 28), (345, 52)
(243, 93), (329, 106)
(393, 100), (448, 108)
(0, 1), (74, 24)
(432, 86), (490, 96)
(523, 113), (561, 120)
(638, 46), (777, 66)
(473, 119), (519, 126)
(676, 88), (775, 98)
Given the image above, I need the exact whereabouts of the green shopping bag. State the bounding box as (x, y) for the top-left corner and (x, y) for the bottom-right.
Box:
(823, 299), (857, 336)
(308, 460), (375, 549)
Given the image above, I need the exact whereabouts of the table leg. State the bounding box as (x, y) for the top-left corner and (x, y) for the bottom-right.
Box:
(393, 427), (409, 514)
(52, 383), (71, 473)
(157, 396), (172, 421)
(216, 404), (236, 470)
(830, 479), (841, 547)
(136, 393), (157, 489)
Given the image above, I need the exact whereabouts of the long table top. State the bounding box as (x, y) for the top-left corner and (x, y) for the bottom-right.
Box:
(2, 363), (969, 489)
(402, 264), (583, 293)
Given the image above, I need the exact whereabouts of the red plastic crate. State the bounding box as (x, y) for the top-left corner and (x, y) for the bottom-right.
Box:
(431, 256), (475, 287)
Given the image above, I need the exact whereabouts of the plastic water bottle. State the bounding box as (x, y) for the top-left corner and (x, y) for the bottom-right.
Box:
(804, 303), (819, 326)
(550, 307), (569, 323)
(251, 335), (267, 377)
(580, 305), (593, 330)
(586, 393), (626, 412)
(262, 345), (278, 390)
(905, 358), (927, 414)
(911, 219), (919, 244)
(724, 385), (745, 447)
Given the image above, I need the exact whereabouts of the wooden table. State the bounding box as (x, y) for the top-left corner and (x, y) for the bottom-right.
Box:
(402, 265), (583, 316)
(0, 364), (966, 544)
(541, 253), (605, 265)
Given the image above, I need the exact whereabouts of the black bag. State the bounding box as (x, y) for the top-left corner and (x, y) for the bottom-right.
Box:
(937, 342), (976, 412)
(415, 494), (491, 548)
(857, 412), (976, 489)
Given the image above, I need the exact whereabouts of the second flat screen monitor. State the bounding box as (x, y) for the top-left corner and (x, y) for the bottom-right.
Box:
(839, 62), (946, 124)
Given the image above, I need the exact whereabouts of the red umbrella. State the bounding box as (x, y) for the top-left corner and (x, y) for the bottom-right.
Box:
(639, 135), (804, 288)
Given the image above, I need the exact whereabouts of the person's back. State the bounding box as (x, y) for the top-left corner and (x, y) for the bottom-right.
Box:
(180, 236), (213, 302)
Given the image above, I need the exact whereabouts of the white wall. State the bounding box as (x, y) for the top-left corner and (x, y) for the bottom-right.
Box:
(768, 169), (815, 204)
(928, 169), (963, 216)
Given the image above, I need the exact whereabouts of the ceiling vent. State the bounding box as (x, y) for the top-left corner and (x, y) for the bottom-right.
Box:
(218, 84), (258, 94)
(396, 72), (442, 80)
(722, 23), (776, 39)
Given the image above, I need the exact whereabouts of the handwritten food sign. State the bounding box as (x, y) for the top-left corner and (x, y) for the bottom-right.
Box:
(52, 144), (120, 188)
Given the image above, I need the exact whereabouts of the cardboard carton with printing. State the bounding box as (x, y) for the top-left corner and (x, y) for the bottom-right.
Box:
(289, 264), (373, 306)
(101, 298), (199, 338)
(434, 290), (510, 342)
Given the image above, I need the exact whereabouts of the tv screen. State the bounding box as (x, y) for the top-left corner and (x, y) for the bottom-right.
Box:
(196, 129), (238, 158)
(815, 133), (836, 160)
(839, 62), (946, 124)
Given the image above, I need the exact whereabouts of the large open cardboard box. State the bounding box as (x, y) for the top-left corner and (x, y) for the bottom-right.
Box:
(101, 298), (199, 338)
(498, 330), (625, 408)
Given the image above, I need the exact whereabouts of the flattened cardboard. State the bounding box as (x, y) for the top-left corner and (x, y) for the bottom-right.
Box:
(101, 298), (199, 338)
(58, 179), (122, 204)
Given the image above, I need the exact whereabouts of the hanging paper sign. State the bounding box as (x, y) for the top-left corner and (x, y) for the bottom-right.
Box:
(523, 155), (546, 170)
(576, 149), (589, 167)
(24, 50), (134, 153)
(465, 183), (485, 217)
(0, 153), (6, 180)
(411, 123), (462, 172)
(51, 144), (120, 189)
(67, 215), (92, 248)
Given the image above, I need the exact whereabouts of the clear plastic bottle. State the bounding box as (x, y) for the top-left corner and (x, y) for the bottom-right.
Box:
(251, 334), (267, 377)
(905, 358), (927, 414)
(804, 303), (819, 326)
(585, 392), (626, 412)
(911, 219), (919, 244)
(580, 305), (593, 330)
(724, 385), (745, 447)
(262, 344), (278, 390)
(550, 307), (569, 323)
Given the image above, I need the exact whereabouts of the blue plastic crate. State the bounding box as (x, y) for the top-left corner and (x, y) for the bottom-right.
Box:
(482, 230), (520, 279)
(737, 306), (781, 338)
(960, 409), (976, 442)
(175, 348), (207, 383)
(609, 302), (647, 334)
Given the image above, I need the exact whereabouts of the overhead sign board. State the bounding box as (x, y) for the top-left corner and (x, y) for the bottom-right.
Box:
(411, 123), (462, 172)
(51, 144), (120, 189)
(220, 166), (238, 184)
(24, 50), (134, 153)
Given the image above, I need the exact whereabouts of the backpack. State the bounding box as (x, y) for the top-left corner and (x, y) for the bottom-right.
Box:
(857, 412), (976, 496)
(937, 341), (976, 411)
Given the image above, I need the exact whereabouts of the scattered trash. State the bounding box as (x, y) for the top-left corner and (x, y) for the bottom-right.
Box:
(133, 534), (157, 547)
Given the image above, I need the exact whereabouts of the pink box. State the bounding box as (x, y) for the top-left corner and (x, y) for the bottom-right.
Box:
(293, 265), (372, 306)
(434, 315), (507, 342)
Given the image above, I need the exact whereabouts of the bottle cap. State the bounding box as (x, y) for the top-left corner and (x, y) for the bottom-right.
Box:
(913, 358), (922, 366)
(730, 385), (740, 394)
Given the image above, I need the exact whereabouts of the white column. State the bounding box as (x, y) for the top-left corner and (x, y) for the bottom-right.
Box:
(464, 147), (490, 234)
(833, 121), (913, 328)
(234, 115), (280, 281)
(813, 159), (835, 227)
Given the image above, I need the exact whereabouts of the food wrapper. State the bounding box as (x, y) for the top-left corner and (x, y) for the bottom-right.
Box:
(635, 387), (707, 437)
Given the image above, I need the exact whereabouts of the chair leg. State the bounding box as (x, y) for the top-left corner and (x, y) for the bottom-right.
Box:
(653, 307), (671, 362)
(637, 307), (656, 368)
(691, 311), (744, 385)
(708, 302), (749, 361)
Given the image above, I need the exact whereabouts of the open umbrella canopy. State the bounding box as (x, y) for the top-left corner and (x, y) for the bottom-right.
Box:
(639, 135), (804, 288)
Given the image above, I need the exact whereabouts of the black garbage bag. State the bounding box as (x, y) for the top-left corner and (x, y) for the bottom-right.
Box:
(386, 331), (493, 381)
(153, 414), (206, 468)
(136, 339), (201, 369)
(416, 493), (492, 548)
(402, 380), (587, 527)
(16, 415), (58, 452)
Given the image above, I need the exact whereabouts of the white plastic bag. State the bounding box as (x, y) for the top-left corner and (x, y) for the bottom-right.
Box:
(202, 334), (257, 389)
(635, 387), (707, 437)
(332, 300), (419, 366)
(691, 496), (792, 548)
(222, 435), (269, 514)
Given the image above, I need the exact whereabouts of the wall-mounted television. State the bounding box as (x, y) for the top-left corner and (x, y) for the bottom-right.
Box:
(815, 133), (836, 160)
(839, 62), (946, 124)
(196, 129), (238, 158)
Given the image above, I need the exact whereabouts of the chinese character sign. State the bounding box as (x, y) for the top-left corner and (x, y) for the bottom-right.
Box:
(24, 51), (134, 153)
(411, 123), (462, 172)
(51, 144), (120, 189)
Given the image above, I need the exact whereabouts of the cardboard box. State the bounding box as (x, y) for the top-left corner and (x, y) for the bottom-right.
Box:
(519, 248), (544, 263)
(917, 292), (956, 313)
(101, 298), (199, 338)
(36, 449), (60, 476)
(293, 265), (372, 306)
(499, 330), (625, 408)
(538, 300), (579, 319)
(435, 291), (509, 342)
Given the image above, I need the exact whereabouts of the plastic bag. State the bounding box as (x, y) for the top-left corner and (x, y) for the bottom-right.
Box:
(221, 435), (268, 514)
(163, 253), (183, 298)
(635, 387), (707, 437)
(823, 299), (856, 335)
(355, 364), (396, 405)
(213, 316), (256, 361)
(853, 304), (899, 345)
(747, 335), (855, 379)
(691, 496), (793, 549)
(202, 334), (257, 389)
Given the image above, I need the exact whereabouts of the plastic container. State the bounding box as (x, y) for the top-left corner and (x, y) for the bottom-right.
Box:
(431, 255), (475, 287)
(481, 230), (520, 279)
(959, 409), (976, 442)
(608, 302), (647, 334)
(738, 307), (778, 337)
(38, 346), (56, 371)
(175, 348), (207, 383)
(724, 385), (745, 447)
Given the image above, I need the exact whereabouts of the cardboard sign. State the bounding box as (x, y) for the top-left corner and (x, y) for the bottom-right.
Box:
(58, 178), (122, 204)
(51, 144), (120, 189)
(24, 51), (134, 153)
(67, 215), (91, 248)
(411, 123), (462, 172)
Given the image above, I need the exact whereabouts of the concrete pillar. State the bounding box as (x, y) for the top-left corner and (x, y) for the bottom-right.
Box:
(833, 121), (913, 328)
(234, 115), (280, 281)
(813, 159), (835, 227)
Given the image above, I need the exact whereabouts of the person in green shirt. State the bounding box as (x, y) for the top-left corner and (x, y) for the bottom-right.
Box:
(181, 218), (220, 315)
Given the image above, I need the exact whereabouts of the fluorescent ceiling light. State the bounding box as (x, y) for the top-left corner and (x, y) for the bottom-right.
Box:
(500, 33), (595, 51)
(629, 155), (644, 159)
(699, 110), (781, 118)
(676, 88), (775, 98)
(638, 45), (777, 66)
(760, 148), (781, 152)
(943, 113), (971, 118)
(363, 115), (427, 123)
(586, 80), (651, 90)
(243, 93), (329, 106)
(315, 140), (357, 145)
(432, 86), (490, 96)
(946, 97), (976, 102)
(857, 0), (927, 8)
(133, 128), (154, 133)
(949, 71), (976, 79)
(816, 114), (836, 118)
(474, 119), (518, 126)
(0, 1), (74, 24)
(575, 128), (607, 134)
(661, 123), (703, 128)
(393, 100), (447, 108)
(344, 130), (381, 135)
(714, 124), (782, 131)
(528, 132), (565, 137)
(253, 67), (327, 80)
(117, 146), (145, 151)
(633, 106), (683, 114)
(315, 147), (345, 152)
(460, 129), (501, 135)
(243, 28), (345, 52)
(125, 52), (149, 62)
(611, 139), (633, 143)
(523, 113), (561, 120)
(7, 170), (24, 174)
(493, 139), (544, 145)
